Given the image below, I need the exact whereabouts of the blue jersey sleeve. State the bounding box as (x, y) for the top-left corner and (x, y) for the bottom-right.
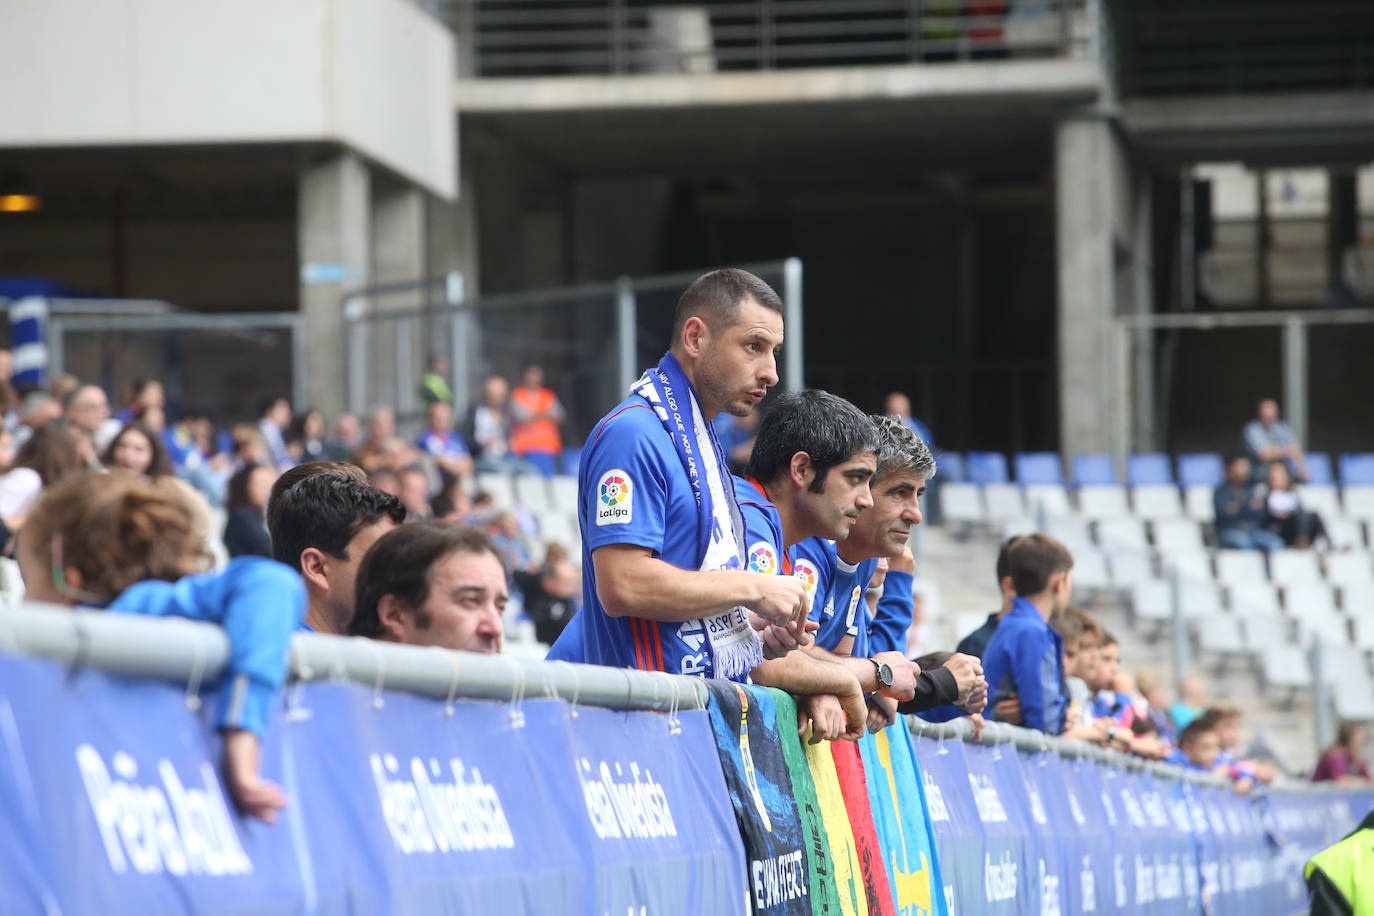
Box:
(581, 405), (677, 557)
(790, 538), (833, 627)
(734, 476), (784, 576)
(869, 568), (914, 655)
(106, 556), (306, 740)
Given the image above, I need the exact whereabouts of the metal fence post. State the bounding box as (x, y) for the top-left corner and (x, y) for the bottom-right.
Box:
(1311, 638), (1331, 757)
(345, 293), (366, 417)
(1170, 563), (1189, 699)
(1282, 315), (1307, 447)
(783, 257), (804, 391)
(616, 276), (637, 391)
(446, 271), (468, 413)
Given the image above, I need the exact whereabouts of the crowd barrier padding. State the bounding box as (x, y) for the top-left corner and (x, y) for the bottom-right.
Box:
(0, 647), (1371, 915)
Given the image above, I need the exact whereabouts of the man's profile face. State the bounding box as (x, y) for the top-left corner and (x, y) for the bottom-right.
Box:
(325, 518), (398, 621)
(1226, 457), (1251, 484)
(842, 469), (926, 558)
(68, 387), (109, 434)
(404, 549), (507, 653)
(428, 402), (452, 431)
(693, 298), (783, 418)
(805, 452), (876, 540)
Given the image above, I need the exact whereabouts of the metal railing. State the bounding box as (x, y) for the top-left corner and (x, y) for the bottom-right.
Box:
(438, 0), (1096, 78)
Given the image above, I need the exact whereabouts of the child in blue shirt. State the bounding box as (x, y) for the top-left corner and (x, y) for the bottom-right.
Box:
(19, 470), (305, 823)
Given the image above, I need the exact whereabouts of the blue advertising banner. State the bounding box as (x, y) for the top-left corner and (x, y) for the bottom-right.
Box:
(997, 749), (1066, 916)
(961, 742), (1031, 915)
(912, 736), (994, 914)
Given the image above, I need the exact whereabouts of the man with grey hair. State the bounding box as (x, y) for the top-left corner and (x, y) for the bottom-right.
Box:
(797, 414), (986, 728)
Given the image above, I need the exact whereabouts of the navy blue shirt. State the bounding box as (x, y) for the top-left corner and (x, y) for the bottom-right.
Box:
(981, 597), (1065, 735)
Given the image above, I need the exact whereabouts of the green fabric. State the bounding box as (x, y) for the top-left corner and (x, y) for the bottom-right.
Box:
(1305, 809), (1374, 916)
(770, 689), (845, 916)
(420, 371), (453, 405)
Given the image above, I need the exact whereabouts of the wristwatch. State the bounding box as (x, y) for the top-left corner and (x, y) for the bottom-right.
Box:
(868, 657), (894, 690)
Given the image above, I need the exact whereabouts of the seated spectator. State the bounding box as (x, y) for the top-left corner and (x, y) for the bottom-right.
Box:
(1263, 460), (1329, 548)
(326, 413), (361, 462)
(1312, 722), (1372, 784)
(470, 374), (515, 472)
(419, 353), (453, 406)
(269, 472), (405, 634)
(369, 468), (401, 498)
(398, 467), (433, 521)
(49, 372), (81, 407)
(18, 470), (304, 822)
(416, 401), (474, 479)
(1214, 455), (1285, 551)
(1170, 719), (1222, 773)
(115, 377), (164, 425)
(981, 533), (1074, 735)
(1170, 675), (1207, 732)
(509, 364), (564, 476)
(352, 408), (416, 474)
(223, 463), (275, 559)
(1089, 631), (1132, 725)
(64, 384), (117, 453)
(350, 522), (505, 653)
(1206, 702), (1277, 783)
(103, 421), (174, 480)
(1134, 668), (1178, 744)
(0, 419), (85, 526)
(489, 509), (533, 578)
(1243, 397), (1308, 481)
(514, 548), (581, 646)
(286, 408), (329, 464)
(257, 397), (294, 470)
(883, 391), (934, 449)
(231, 422), (270, 469)
(430, 475), (474, 523)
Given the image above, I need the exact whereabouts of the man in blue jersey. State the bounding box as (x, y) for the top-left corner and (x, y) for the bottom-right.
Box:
(548, 268), (811, 682)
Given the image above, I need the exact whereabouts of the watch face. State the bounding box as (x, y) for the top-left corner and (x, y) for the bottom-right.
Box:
(878, 662), (893, 687)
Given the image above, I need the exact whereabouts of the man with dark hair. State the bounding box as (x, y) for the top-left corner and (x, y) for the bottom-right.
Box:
(257, 396), (293, 470)
(1215, 455), (1284, 551)
(266, 460), (367, 531)
(350, 521), (505, 653)
(979, 533), (1075, 734)
(270, 472), (406, 634)
(548, 267), (810, 683)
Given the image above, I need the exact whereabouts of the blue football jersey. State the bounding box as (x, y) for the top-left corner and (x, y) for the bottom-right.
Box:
(790, 537), (878, 658)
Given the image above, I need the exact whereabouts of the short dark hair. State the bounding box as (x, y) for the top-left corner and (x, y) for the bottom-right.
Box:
(671, 268), (784, 345)
(744, 390), (876, 493)
(995, 536), (1017, 583)
(1178, 719), (1214, 748)
(1052, 606), (1103, 647)
(270, 472), (406, 571)
(1004, 533), (1074, 597)
(267, 460), (368, 532)
(350, 522), (501, 637)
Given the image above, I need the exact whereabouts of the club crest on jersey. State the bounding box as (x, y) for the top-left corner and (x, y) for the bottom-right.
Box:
(747, 542), (777, 575)
(595, 469), (633, 526)
(793, 561), (818, 601)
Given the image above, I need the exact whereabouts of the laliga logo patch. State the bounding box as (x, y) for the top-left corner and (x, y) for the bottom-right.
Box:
(747, 542), (777, 576)
(793, 561), (818, 600)
(595, 469), (633, 526)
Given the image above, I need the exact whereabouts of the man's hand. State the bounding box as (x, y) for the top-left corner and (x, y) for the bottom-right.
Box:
(992, 694), (1022, 726)
(834, 676), (867, 741)
(873, 650), (919, 701)
(942, 653), (986, 712)
(745, 574), (810, 628)
(866, 694), (896, 733)
(799, 694), (847, 744)
(223, 729), (287, 824)
(968, 713), (986, 742)
(755, 616), (817, 659)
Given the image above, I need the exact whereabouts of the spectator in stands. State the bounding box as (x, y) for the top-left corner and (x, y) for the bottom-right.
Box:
(1206, 702), (1277, 783)
(981, 533), (1074, 734)
(13, 391), (60, 447)
(257, 397), (293, 470)
(115, 377), (164, 425)
(430, 474), (474, 522)
(223, 463), (274, 559)
(351, 407), (397, 473)
(270, 472), (405, 634)
(64, 384), (114, 452)
(1214, 455), (1285, 551)
(417, 401), (474, 478)
(1134, 668), (1178, 744)
(49, 372), (80, 407)
(1053, 606), (1103, 719)
(515, 548), (581, 645)
(419, 353), (453, 406)
(509, 364), (565, 476)
(327, 413), (361, 461)
(231, 422), (269, 469)
(102, 421), (174, 480)
(397, 467), (433, 522)
(1243, 397), (1308, 481)
(350, 522), (505, 653)
(1263, 460), (1329, 548)
(1171, 675), (1208, 731)
(1170, 719), (1222, 773)
(1312, 722), (1372, 784)
(19, 470), (304, 822)
(883, 391), (934, 448)
(0, 419), (85, 524)
(369, 468), (401, 498)
(471, 374), (517, 473)
(286, 408), (329, 464)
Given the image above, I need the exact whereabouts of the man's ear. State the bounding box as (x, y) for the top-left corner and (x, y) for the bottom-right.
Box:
(298, 548), (330, 594)
(376, 595), (410, 642)
(788, 451), (815, 489)
(680, 316), (710, 359)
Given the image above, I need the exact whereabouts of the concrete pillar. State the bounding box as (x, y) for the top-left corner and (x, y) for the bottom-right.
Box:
(298, 151), (369, 419)
(371, 180), (427, 423)
(1130, 171), (1157, 451)
(1055, 115), (1131, 462)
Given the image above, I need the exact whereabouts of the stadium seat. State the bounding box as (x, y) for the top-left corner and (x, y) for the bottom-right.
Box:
(1152, 518), (1206, 553)
(1268, 549), (1323, 586)
(1045, 516), (1094, 552)
(1229, 582), (1283, 616)
(1332, 674), (1374, 721)
(1305, 453), (1335, 485)
(1014, 452), (1063, 485)
(1183, 485), (1216, 522)
(1285, 583), (1339, 618)
(1297, 610), (1349, 647)
(540, 511), (579, 551)
(1077, 485), (1130, 518)
(514, 475), (553, 514)
(1260, 645), (1311, 691)
(1215, 550), (1267, 587)
(1107, 552), (1154, 587)
(966, 451), (1010, 485)
(476, 472), (517, 508)
(1177, 453), (1225, 488)
(1342, 486), (1374, 523)
(940, 483), (986, 525)
(1072, 549), (1112, 590)
(983, 483), (1027, 523)
(1295, 484), (1341, 522)
(1340, 583), (1374, 619)
(1071, 453), (1118, 486)
(1159, 550), (1212, 583)
(1196, 615), (1246, 658)
(1131, 485), (1184, 520)
(1246, 616), (1295, 654)
(1127, 453), (1174, 486)
(937, 452), (968, 483)
(1323, 518), (1367, 551)
(1023, 484), (1071, 518)
(550, 475), (579, 512)
(1352, 617), (1374, 650)
(1181, 580), (1224, 617)
(1096, 518), (1150, 552)
(1324, 645), (1371, 680)
(1327, 552), (1374, 589)
(999, 517), (1038, 540)
(1339, 453), (1374, 485)
(1131, 581), (1171, 623)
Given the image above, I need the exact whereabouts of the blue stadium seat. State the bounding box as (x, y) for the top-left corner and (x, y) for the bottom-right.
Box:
(1339, 453), (1374, 485)
(1071, 453), (1118, 486)
(937, 451), (968, 483)
(965, 451), (1010, 485)
(1306, 452), (1334, 485)
(1013, 452), (1063, 485)
(1177, 453), (1224, 488)
(1126, 453), (1174, 486)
